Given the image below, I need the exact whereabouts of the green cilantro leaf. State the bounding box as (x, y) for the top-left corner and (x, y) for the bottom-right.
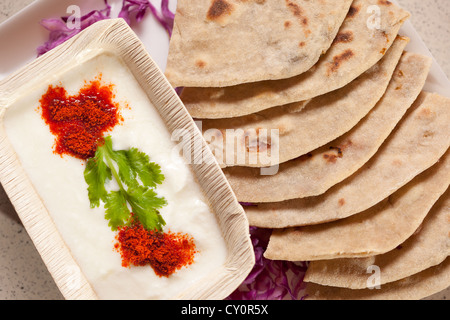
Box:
(84, 144), (112, 208)
(125, 148), (165, 188)
(111, 150), (139, 188)
(84, 136), (167, 231)
(104, 190), (130, 230)
(127, 185), (167, 231)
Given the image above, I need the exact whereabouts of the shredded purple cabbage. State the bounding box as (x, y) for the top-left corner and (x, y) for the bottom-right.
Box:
(37, 0), (175, 56)
(226, 227), (308, 300)
(118, 0), (175, 36)
(37, 0), (112, 56)
(174, 87), (184, 96)
(239, 202), (258, 207)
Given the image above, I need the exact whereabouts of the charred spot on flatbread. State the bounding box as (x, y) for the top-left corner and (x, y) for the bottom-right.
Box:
(196, 60), (207, 68)
(328, 49), (355, 74)
(378, 0), (393, 6)
(284, 0), (311, 37)
(207, 0), (234, 21)
(346, 5), (361, 18)
(333, 31), (354, 44)
(285, 0), (308, 26)
(323, 146), (344, 164)
(323, 154), (339, 164)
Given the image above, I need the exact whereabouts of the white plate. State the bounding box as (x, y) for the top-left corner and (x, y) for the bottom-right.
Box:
(0, 0), (449, 300)
(0, 0), (176, 80)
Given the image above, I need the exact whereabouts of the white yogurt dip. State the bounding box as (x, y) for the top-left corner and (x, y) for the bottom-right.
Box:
(3, 52), (228, 300)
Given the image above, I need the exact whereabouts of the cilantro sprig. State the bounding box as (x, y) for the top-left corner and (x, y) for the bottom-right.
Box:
(84, 136), (167, 231)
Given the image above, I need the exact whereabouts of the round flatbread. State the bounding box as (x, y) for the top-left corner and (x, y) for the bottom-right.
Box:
(224, 51), (431, 202)
(246, 92), (450, 228)
(264, 149), (450, 261)
(181, 0), (411, 118)
(304, 190), (450, 289)
(165, 0), (353, 87)
(303, 258), (450, 300)
(200, 37), (408, 168)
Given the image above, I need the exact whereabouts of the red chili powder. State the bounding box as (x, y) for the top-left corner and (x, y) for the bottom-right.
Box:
(39, 76), (122, 160)
(115, 222), (197, 278)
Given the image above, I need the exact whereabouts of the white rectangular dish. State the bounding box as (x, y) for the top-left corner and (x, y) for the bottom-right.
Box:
(0, 18), (255, 300)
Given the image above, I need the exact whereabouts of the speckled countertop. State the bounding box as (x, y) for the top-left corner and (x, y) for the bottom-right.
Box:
(0, 0), (449, 300)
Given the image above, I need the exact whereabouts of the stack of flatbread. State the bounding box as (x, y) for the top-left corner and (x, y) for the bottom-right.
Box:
(165, 0), (450, 300)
